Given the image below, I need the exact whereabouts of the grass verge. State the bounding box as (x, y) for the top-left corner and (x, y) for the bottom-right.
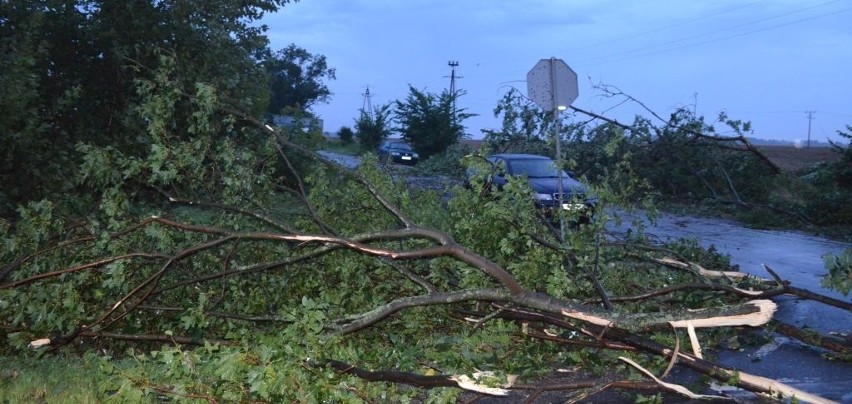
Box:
(0, 355), (103, 403)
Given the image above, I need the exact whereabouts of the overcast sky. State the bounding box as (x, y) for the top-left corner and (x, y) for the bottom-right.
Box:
(263, 0), (852, 144)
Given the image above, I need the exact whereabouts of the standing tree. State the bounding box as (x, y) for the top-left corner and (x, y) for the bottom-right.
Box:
(800, 125), (852, 225)
(263, 43), (336, 116)
(355, 103), (393, 152)
(337, 125), (355, 145)
(395, 85), (473, 159)
(0, 0), (296, 217)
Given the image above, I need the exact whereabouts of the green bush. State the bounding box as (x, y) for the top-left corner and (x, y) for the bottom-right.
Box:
(356, 110), (391, 152)
(414, 142), (473, 177)
(395, 86), (473, 159)
(799, 126), (852, 226)
(484, 136), (553, 156)
(337, 125), (354, 145)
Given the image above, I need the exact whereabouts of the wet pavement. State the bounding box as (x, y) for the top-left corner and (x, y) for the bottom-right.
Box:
(316, 150), (361, 169)
(608, 212), (850, 335)
(609, 212), (852, 402)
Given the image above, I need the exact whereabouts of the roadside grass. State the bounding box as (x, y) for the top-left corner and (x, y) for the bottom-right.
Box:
(0, 355), (104, 403)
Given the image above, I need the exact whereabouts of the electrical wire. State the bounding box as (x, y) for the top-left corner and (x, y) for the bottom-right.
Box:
(477, 0), (769, 67)
(575, 4), (852, 68)
(472, 0), (847, 78)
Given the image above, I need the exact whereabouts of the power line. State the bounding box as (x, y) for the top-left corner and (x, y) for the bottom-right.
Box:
(475, 0), (770, 67)
(470, 0), (847, 79)
(820, 111), (852, 119)
(551, 0), (769, 56)
(575, 4), (852, 68)
(728, 110), (803, 114)
(572, 0), (842, 66)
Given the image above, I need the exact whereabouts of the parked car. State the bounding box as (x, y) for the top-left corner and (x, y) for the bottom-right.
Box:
(468, 153), (596, 222)
(377, 140), (419, 165)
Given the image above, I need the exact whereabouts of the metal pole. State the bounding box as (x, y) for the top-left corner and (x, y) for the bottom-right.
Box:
(555, 109), (564, 241)
(806, 110), (815, 149)
(550, 58), (565, 241)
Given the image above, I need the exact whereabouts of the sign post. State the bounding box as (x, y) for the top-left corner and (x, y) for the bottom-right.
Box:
(527, 58), (578, 240)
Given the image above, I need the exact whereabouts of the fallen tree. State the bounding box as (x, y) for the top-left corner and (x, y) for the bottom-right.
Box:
(1, 87), (848, 403)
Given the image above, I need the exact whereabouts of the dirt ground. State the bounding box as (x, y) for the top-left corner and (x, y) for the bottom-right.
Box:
(757, 144), (841, 173)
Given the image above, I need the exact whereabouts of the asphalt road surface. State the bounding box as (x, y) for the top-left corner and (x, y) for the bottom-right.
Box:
(609, 211), (851, 402)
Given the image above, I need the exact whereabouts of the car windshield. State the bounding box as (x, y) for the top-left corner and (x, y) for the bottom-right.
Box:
(390, 143), (412, 151)
(508, 159), (565, 178)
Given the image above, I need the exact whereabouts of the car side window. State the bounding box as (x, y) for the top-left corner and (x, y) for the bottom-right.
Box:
(488, 158), (507, 176)
(465, 157), (495, 185)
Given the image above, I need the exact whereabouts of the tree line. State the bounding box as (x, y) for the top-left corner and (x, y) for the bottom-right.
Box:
(0, 0), (335, 218)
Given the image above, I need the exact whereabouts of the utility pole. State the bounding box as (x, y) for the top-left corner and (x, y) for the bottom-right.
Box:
(692, 92), (698, 115)
(447, 61), (460, 96)
(549, 58), (566, 241)
(805, 110), (815, 149)
(446, 61), (462, 128)
(361, 86), (374, 119)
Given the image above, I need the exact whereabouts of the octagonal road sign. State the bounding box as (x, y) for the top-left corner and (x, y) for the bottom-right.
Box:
(527, 58), (578, 111)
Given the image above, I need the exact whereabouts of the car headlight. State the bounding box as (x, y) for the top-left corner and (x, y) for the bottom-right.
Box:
(535, 193), (553, 201)
(391, 152), (400, 156)
(562, 203), (587, 212)
(412, 153), (419, 158)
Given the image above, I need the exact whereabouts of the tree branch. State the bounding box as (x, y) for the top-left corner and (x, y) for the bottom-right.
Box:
(315, 359), (456, 388)
(78, 331), (234, 346)
(572, 87), (782, 175)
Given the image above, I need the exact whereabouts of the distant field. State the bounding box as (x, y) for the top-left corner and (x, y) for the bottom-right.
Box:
(758, 145), (840, 173)
(460, 140), (840, 174)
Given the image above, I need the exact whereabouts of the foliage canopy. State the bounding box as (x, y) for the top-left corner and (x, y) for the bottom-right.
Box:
(395, 85), (474, 159)
(0, 0), (304, 217)
(263, 43), (336, 115)
(354, 103), (393, 152)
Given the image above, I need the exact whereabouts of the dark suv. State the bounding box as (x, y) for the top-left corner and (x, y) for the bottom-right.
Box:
(377, 140), (419, 165)
(469, 154), (596, 221)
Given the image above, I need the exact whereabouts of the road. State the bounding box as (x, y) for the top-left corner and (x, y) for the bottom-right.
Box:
(609, 212), (850, 335)
(316, 150), (361, 169)
(609, 212), (851, 402)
